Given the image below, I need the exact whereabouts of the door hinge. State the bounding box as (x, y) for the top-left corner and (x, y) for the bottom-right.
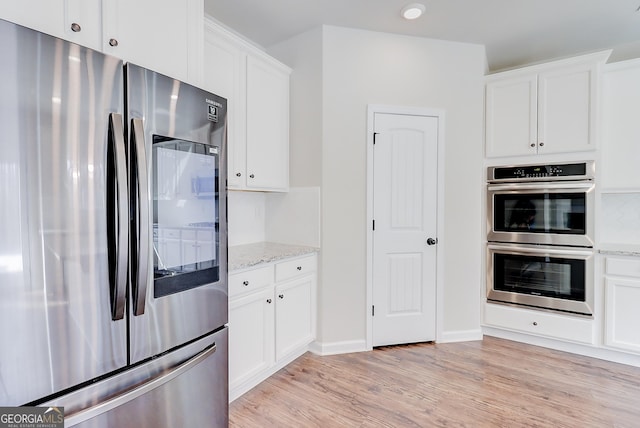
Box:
(372, 305), (375, 316)
(373, 132), (379, 145)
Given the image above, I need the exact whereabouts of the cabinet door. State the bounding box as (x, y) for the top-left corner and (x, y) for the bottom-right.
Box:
(203, 28), (246, 189)
(601, 61), (640, 191)
(246, 55), (290, 191)
(605, 278), (640, 354)
(229, 288), (275, 390)
(485, 75), (537, 157)
(0, 0), (102, 50)
(538, 64), (596, 155)
(275, 275), (315, 361)
(101, 0), (199, 82)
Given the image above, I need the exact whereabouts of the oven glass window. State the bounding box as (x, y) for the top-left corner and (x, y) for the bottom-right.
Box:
(494, 253), (585, 301)
(494, 193), (586, 235)
(152, 136), (219, 298)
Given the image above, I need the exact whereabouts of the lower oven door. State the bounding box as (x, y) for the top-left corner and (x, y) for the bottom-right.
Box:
(487, 243), (594, 316)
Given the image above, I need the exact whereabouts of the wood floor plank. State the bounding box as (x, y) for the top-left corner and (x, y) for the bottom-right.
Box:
(230, 337), (640, 427)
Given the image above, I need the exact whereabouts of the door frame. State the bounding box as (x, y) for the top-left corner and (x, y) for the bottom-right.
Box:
(366, 105), (446, 350)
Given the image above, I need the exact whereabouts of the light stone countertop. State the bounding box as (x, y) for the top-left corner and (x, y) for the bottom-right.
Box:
(598, 243), (640, 257)
(228, 242), (319, 271)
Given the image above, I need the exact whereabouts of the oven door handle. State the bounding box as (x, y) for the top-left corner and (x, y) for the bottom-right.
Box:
(487, 243), (594, 258)
(487, 181), (594, 192)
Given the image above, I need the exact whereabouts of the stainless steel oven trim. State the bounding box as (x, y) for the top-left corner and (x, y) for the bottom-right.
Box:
(486, 243), (594, 316)
(487, 180), (595, 247)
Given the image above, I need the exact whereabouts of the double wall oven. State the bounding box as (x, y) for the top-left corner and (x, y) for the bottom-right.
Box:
(486, 161), (595, 316)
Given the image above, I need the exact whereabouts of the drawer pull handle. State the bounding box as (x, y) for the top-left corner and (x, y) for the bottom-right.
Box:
(71, 22), (82, 32)
(266, 299), (272, 304)
(532, 321), (538, 326)
(278, 294), (284, 299)
(242, 281), (249, 286)
(296, 266), (302, 271)
(236, 172), (241, 177)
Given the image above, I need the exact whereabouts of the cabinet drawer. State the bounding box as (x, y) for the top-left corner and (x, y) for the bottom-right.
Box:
(484, 303), (594, 344)
(606, 257), (640, 278)
(197, 230), (214, 241)
(181, 229), (197, 240)
(229, 265), (274, 297)
(275, 255), (317, 282)
(160, 228), (181, 239)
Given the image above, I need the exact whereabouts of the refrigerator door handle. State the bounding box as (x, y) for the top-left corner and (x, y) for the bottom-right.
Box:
(131, 118), (149, 316)
(108, 113), (129, 321)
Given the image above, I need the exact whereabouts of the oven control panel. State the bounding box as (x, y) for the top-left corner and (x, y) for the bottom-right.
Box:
(488, 161), (594, 182)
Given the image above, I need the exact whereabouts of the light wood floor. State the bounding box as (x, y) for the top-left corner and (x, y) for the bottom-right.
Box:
(230, 336), (640, 427)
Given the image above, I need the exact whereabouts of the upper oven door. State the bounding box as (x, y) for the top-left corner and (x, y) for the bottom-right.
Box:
(487, 181), (595, 247)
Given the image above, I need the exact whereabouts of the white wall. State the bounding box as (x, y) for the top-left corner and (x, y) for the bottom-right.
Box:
(270, 25), (486, 348)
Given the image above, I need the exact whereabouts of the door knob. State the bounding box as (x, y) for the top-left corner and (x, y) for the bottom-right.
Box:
(426, 237), (438, 246)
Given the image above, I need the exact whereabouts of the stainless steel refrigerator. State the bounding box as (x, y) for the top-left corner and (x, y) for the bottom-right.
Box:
(0, 18), (228, 427)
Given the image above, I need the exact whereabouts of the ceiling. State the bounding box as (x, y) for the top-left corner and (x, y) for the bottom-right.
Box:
(204, 0), (640, 72)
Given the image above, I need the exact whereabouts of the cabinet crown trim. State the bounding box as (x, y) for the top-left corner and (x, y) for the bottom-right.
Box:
(486, 50), (612, 80)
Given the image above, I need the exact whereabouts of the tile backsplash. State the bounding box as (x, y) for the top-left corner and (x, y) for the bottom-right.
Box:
(227, 187), (321, 248)
(600, 193), (640, 244)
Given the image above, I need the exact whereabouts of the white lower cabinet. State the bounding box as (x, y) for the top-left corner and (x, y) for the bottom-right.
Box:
(229, 287), (275, 388)
(484, 303), (594, 345)
(604, 256), (640, 353)
(275, 275), (315, 361)
(228, 254), (317, 401)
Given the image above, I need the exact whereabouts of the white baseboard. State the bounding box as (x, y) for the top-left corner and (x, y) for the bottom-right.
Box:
(438, 329), (483, 343)
(483, 326), (640, 368)
(308, 339), (368, 356)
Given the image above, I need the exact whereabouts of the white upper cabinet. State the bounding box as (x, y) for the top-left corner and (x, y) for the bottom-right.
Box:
(601, 59), (640, 192)
(0, 0), (101, 49)
(0, 0), (203, 84)
(245, 55), (290, 191)
(101, 0), (203, 84)
(485, 51), (610, 158)
(203, 19), (291, 192)
(485, 75), (537, 157)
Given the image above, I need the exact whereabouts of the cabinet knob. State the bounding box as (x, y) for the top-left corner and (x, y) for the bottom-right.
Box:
(530, 143), (536, 148)
(297, 266), (302, 271)
(109, 38), (119, 47)
(70, 23), (82, 33)
(236, 172), (242, 177)
(532, 321), (538, 326)
(249, 174), (255, 179)
(266, 298), (272, 304)
(278, 294), (284, 299)
(242, 280), (249, 286)
(539, 142), (544, 147)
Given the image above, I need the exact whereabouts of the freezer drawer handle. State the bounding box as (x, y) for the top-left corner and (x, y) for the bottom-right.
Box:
(131, 118), (149, 316)
(64, 342), (217, 426)
(107, 113), (129, 321)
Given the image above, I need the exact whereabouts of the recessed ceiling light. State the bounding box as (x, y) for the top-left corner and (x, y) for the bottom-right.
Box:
(401, 3), (426, 20)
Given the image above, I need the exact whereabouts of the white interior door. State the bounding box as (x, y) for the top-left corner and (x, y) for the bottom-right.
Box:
(372, 113), (438, 347)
